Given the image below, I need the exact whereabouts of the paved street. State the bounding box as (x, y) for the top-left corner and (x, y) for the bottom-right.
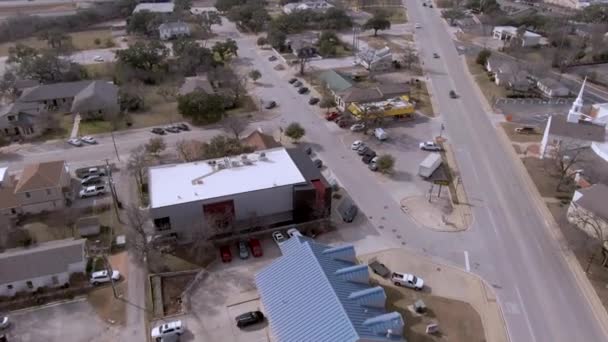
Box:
(409, 1), (608, 341)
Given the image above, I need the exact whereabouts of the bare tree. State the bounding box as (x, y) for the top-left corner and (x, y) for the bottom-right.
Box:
(126, 144), (149, 202)
(145, 137), (166, 158)
(401, 45), (419, 70)
(569, 203), (608, 267)
(547, 141), (585, 192)
(126, 205), (151, 261)
(221, 115), (248, 139)
(175, 139), (204, 162)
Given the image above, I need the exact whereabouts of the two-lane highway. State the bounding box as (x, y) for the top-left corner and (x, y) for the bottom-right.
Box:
(407, 1), (608, 341)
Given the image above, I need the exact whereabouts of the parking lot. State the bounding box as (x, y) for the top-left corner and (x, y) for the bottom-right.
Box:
(4, 298), (122, 342)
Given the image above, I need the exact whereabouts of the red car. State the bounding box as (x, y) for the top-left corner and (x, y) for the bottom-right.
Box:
(325, 111), (340, 121)
(249, 238), (263, 257)
(220, 245), (232, 263)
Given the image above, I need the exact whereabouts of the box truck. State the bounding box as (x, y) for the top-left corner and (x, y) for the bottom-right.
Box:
(418, 153), (442, 178)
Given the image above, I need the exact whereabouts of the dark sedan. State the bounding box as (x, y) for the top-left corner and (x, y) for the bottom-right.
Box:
(236, 311), (265, 328)
(298, 87), (309, 94)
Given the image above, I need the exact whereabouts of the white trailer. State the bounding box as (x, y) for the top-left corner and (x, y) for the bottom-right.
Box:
(418, 153), (442, 178)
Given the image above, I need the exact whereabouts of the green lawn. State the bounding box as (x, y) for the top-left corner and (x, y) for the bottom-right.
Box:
(0, 29), (114, 56)
(79, 120), (116, 136)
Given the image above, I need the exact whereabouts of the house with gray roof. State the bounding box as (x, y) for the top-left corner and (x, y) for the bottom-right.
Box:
(0, 238), (86, 297)
(17, 80), (119, 120)
(256, 236), (405, 342)
(159, 21), (191, 41)
(537, 77), (570, 98)
(0, 101), (46, 139)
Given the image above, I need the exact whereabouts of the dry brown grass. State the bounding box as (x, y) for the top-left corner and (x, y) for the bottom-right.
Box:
(383, 284), (485, 341)
(522, 156), (574, 199)
(162, 274), (196, 316)
(411, 81), (435, 117)
(0, 29), (113, 56)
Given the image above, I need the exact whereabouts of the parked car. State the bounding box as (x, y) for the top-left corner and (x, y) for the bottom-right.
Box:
(415, 23), (422, 28)
(151, 320), (184, 341)
(90, 270), (120, 285)
(369, 260), (390, 277)
(338, 198), (358, 223)
(93, 55), (104, 62)
(268, 55), (278, 61)
(325, 111), (340, 121)
(67, 138), (82, 147)
(0, 317), (8, 330)
(423, 2), (427, 5)
(429, 4), (433, 7)
(308, 97), (320, 105)
(351, 140), (364, 150)
(287, 227), (302, 238)
(391, 272), (424, 290)
(313, 159), (323, 168)
(272, 231), (287, 245)
(82, 176), (103, 187)
(298, 87), (309, 94)
(236, 311), (265, 328)
(515, 126), (536, 134)
(164, 126), (181, 133)
(350, 123), (365, 132)
(362, 151), (377, 164)
(449, 90), (458, 98)
(81, 167), (105, 178)
(79, 185), (106, 198)
(337, 118), (352, 128)
(238, 240), (250, 259)
(288, 78), (298, 84)
(81, 136), (97, 144)
(293, 81), (303, 87)
(220, 245), (232, 262)
(374, 128), (388, 141)
(249, 238), (263, 257)
(265, 101), (277, 109)
(176, 123), (190, 131)
(369, 162), (378, 171)
(419, 141), (442, 151)
(433, 53), (439, 58)
(357, 145), (370, 156)
(151, 128), (166, 135)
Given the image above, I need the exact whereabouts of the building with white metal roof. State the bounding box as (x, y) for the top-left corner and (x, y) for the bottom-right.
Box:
(133, 2), (175, 14)
(148, 147), (332, 242)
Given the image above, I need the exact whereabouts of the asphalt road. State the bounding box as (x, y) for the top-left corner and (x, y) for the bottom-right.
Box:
(408, 1), (607, 341)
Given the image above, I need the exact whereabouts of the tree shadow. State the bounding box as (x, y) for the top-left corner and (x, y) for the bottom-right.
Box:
(390, 170), (413, 182)
(0, 152), (23, 162)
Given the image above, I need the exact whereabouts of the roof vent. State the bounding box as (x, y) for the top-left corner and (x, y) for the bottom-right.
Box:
(259, 152), (267, 161)
(231, 160), (240, 167)
(217, 161), (226, 170)
(242, 155), (253, 165)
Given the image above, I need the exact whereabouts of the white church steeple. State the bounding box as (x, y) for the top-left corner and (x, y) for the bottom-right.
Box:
(567, 77), (586, 123)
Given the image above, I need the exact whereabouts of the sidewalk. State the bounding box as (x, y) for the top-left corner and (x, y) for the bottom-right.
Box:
(360, 249), (508, 342)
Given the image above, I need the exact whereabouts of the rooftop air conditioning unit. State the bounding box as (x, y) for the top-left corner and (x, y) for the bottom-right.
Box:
(259, 152), (267, 161)
(217, 161), (226, 169)
(231, 160), (240, 167)
(241, 155), (253, 165)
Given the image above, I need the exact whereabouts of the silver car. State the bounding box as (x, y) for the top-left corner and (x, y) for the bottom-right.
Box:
(238, 240), (249, 259)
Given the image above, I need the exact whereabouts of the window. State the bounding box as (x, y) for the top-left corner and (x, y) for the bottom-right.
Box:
(52, 276), (59, 285)
(25, 192), (31, 198)
(7, 115), (15, 121)
(7, 284), (13, 290)
(154, 217), (171, 231)
(10, 208), (16, 214)
(46, 189), (51, 195)
(26, 281), (33, 289)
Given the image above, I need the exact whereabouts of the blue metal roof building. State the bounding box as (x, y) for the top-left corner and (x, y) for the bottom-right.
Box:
(255, 236), (405, 342)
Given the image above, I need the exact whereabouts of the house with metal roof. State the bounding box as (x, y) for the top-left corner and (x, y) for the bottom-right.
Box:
(133, 2), (175, 14)
(357, 46), (393, 71)
(256, 236), (405, 341)
(0, 238), (86, 297)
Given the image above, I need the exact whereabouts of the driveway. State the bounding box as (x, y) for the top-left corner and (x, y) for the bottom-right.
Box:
(152, 238), (280, 342)
(5, 298), (122, 342)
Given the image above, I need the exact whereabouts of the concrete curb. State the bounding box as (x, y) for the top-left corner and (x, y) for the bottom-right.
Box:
(459, 44), (608, 338)
(8, 296), (87, 314)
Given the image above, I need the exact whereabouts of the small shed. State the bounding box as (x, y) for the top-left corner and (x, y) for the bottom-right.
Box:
(76, 216), (101, 237)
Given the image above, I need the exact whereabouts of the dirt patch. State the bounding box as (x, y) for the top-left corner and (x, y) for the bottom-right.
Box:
(411, 80), (435, 117)
(499, 122), (543, 143)
(162, 274), (196, 316)
(383, 284), (485, 341)
(360, 35), (407, 53)
(0, 29), (113, 56)
(521, 157), (574, 199)
(87, 282), (127, 325)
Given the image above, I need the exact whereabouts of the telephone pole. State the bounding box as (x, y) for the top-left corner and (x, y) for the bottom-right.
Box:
(105, 159), (123, 224)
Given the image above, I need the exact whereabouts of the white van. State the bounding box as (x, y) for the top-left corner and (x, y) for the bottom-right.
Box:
(374, 128), (388, 141)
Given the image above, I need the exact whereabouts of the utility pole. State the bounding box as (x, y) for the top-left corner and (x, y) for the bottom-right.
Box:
(111, 131), (120, 161)
(105, 159), (123, 224)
